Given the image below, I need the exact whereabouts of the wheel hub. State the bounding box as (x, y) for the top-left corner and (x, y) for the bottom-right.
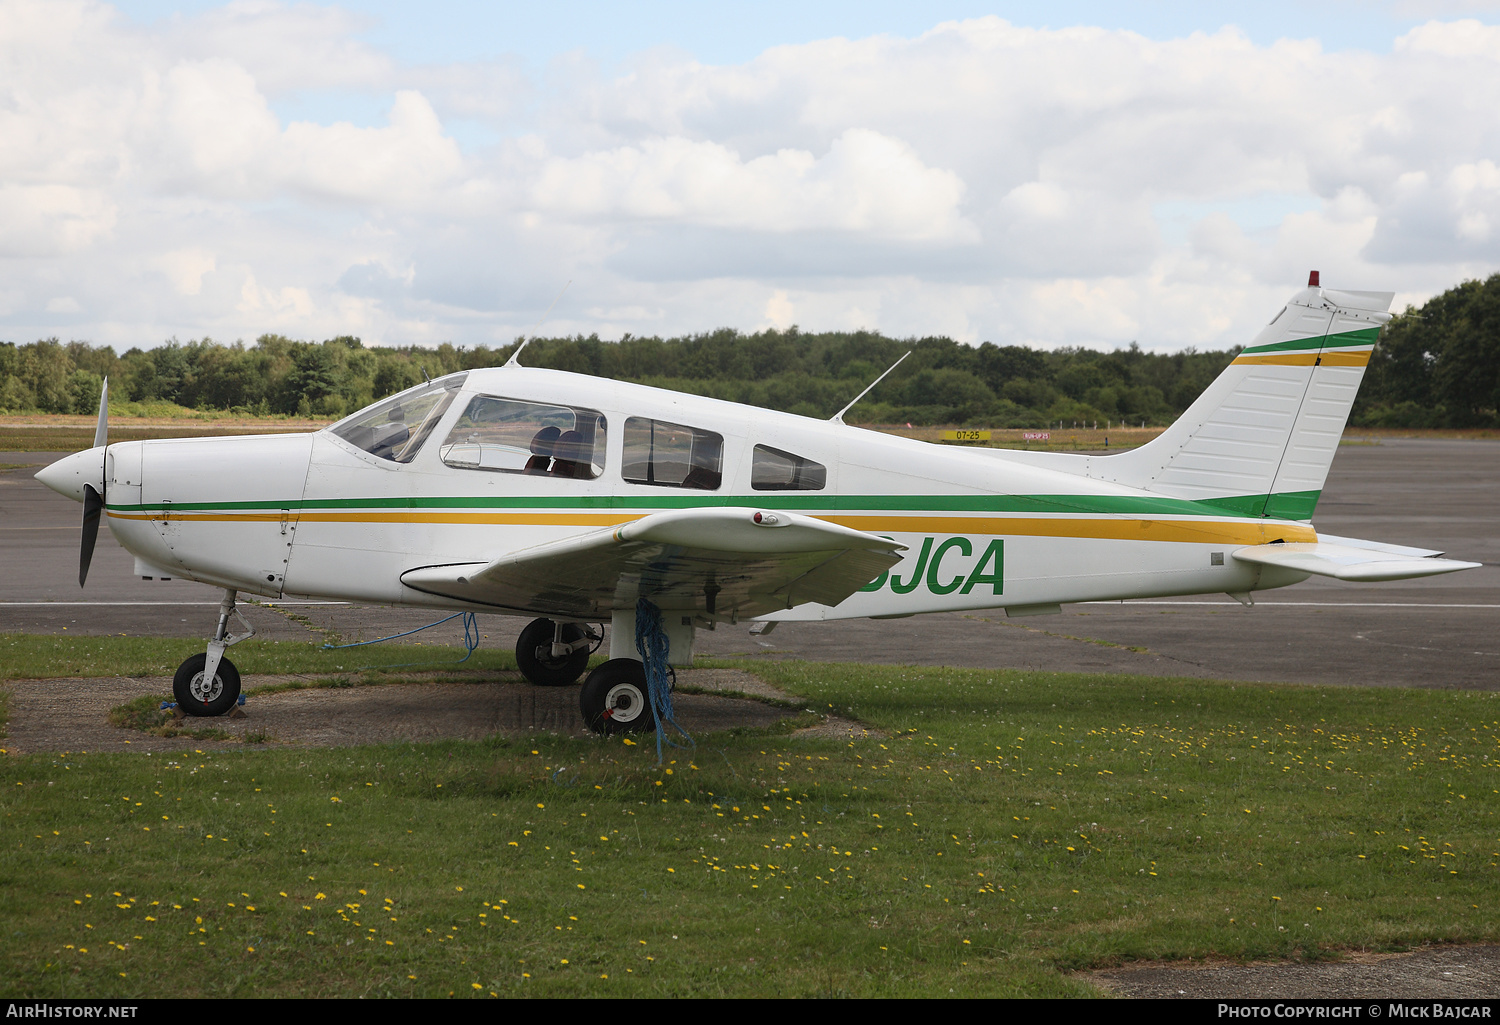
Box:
(603, 682), (646, 723)
(534, 644), (567, 669)
(189, 672), (222, 703)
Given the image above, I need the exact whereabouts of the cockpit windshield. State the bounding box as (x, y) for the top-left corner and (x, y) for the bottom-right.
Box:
(328, 373), (467, 463)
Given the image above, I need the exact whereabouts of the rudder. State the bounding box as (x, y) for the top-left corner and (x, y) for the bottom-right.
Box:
(1086, 273), (1393, 521)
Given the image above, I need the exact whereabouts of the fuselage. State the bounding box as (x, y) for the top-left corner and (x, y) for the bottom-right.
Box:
(44, 365), (1315, 622)
(38, 369), (1314, 624)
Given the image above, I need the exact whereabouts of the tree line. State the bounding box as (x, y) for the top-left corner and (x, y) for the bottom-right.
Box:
(2, 273), (1495, 427)
(1356, 272), (1500, 427)
(0, 330), (1235, 429)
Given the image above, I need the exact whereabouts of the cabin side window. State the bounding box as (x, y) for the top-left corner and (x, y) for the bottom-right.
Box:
(750, 444), (827, 491)
(440, 396), (607, 479)
(329, 373), (466, 463)
(622, 417), (723, 490)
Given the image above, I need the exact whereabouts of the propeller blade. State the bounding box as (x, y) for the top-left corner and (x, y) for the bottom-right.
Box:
(80, 378), (108, 587)
(80, 482), (102, 587)
(94, 377), (108, 448)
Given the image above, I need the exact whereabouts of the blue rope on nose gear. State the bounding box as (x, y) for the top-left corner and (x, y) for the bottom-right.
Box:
(634, 597), (693, 762)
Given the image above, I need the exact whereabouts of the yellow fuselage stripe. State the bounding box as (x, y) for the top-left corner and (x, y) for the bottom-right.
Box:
(823, 515), (1313, 545)
(108, 509), (1316, 546)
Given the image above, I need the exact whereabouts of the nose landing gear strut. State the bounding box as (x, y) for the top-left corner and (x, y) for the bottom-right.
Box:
(172, 589), (255, 717)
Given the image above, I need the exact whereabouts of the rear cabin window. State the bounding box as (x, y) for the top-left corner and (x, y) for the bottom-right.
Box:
(751, 445), (827, 491)
(622, 417), (723, 490)
(441, 396), (607, 479)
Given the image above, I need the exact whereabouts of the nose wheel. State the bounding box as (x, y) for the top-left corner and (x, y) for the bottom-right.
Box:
(172, 652), (242, 717)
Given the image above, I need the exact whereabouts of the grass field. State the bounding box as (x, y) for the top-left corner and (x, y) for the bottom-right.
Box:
(0, 634), (517, 684)
(2, 636), (1498, 998)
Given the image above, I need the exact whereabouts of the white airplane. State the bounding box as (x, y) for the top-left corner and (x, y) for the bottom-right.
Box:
(35, 273), (1479, 734)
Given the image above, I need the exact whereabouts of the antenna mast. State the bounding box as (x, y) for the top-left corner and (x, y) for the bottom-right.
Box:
(830, 351), (911, 425)
(505, 280), (573, 367)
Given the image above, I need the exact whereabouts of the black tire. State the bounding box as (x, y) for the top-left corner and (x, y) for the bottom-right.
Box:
(173, 652), (241, 717)
(515, 618), (591, 687)
(579, 658), (656, 735)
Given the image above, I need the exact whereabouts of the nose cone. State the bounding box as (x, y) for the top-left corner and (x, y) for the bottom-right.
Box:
(36, 446), (106, 503)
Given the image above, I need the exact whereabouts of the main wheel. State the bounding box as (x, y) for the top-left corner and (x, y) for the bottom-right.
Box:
(515, 618), (592, 686)
(172, 652), (241, 717)
(579, 658), (656, 735)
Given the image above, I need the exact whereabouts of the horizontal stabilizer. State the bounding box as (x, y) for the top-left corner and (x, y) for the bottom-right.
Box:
(400, 507), (906, 618)
(1232, 540), (1480, 582)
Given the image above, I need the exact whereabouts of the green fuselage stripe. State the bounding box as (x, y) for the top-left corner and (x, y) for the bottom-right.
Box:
(109, 488), (1323, 522)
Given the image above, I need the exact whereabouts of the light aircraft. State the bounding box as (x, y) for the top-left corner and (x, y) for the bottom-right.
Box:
(35, 273), (1480, 734)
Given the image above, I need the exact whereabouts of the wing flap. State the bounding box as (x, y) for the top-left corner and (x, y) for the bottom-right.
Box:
(1232, 540), (1480, 582)
(400, 507), (905, 618)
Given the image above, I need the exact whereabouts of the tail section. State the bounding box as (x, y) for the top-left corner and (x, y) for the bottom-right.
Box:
(1087, 273), (1393, 520)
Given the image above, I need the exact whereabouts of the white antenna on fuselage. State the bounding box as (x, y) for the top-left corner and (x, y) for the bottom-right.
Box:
(505, 280), (573, 367)
(830, 350), (911, 425)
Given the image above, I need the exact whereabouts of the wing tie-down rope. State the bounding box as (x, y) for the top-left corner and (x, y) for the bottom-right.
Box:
(634, 597), (694, 762)
(321, 611), (480, 671)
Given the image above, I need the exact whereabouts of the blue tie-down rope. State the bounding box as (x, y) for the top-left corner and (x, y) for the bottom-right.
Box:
(321, 611), (481, 671)
(634, 597), (694, 762)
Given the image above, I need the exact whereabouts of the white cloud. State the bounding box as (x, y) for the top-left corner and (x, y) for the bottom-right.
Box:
(237, 272), (314, 321)
(153, 248), (217, 295)
(763, 289), (795, 330)
(160, 0), (391, 95)
(1393, 17), (1500, 56)
(0, 185), (117, 256)
(280, 91), (465, 204)
(529, 128), (973, 242)
(155, 58), (282, 192)
(4, 2), (1500, 354)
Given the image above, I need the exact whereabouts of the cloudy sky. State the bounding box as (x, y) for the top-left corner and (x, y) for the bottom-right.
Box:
(6, 1), (1500, 354)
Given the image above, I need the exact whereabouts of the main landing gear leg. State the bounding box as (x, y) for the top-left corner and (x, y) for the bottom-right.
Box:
(173, 588), (253, 717)
(580, 604), (688, 736)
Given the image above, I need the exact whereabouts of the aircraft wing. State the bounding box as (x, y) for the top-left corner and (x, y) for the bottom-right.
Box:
(399, 507), (906, 619)
(1232, 536), (1481, 582)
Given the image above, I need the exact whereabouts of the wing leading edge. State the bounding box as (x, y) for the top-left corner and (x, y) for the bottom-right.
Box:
(399, 507), (906, 619)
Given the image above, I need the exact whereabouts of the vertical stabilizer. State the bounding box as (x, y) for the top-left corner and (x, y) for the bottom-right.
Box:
(1084, 275), (1393, 520)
